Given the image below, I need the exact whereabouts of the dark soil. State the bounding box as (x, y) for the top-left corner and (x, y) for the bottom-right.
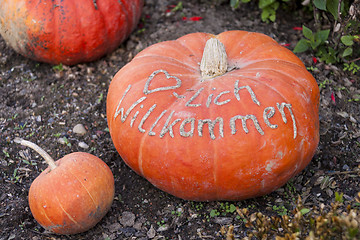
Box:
(1, 1), (359, 239)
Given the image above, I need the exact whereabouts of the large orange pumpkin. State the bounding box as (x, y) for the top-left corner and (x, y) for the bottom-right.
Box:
(15, 138), (114, 234)
(107, 31), (320, 201)
(0, 0), (143, 65)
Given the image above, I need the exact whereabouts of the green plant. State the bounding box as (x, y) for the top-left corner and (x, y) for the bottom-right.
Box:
(3, 149), (10, 158)
(348, 94), (360, 102)
(61, 137), (72, 147)
(335, 191), (344, 203)
(14, 122), (27, 130)
(344, 62), (360, 74)
(97, 93), (104, 104)
(22, 158), (36, 166)
(234, 194), (360, 239)
(171, 1), (183, 12)
(12, 168), (20, 183)
(8, 113), (18, 121)
(53, 132), (61, 138)
(341, 35), (359, 57)
(295, 0), (360, 64)
(259, 0), (290, 23)
(318, 78), (331, 89)
(191, 202), (205, 211)
(272, 205), (288, 216)
(210, 209), (221, 217)
(52, 63), (64, 72)
(157, 219), (166, 226)
(171, 210), (182, 217)
(230, 0), (290, 22)
(294, 26), (330, 53)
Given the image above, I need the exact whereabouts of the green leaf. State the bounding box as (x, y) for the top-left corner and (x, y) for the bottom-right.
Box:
(341, 35), (354, 46)
(230, 0), (240, 8)
(171, 1), (183, 12)
(316, 29), (330, 42)
(342, 47), (353, 57)
(310, 38), (322, 50)
(261, 9), (270, 22)
(259, 0), (276, 9)
(302, 25), (313, 40)
(229, 204), (237, 213)
(318, 46), (338, 64)
(335, 192), (344, 203)
(52, 63), (64, 72)
(327, 0), (339, 20)
(300, 208), (311, 215)
(210, 209), (219, 217)
(269, 13), (276, 22)
(294, 38), (310, 53)
(313, 0), (326, 10)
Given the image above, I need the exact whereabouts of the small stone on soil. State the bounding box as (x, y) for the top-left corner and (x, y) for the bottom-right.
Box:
(73, 123), (87, 135)
(78, 141), (89, 149)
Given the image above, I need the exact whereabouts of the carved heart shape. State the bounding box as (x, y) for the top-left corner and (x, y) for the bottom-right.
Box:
(143, 69), (182, 95)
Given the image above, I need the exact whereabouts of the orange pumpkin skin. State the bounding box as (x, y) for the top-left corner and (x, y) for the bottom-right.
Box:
(0, 0), (143, 65)
(28, 152), (114, 234)
(107, 31), (320, 201)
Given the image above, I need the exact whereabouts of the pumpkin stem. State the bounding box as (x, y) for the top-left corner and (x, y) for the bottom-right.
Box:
(200, 37), (228, 80)
(14, 137), (57, 170)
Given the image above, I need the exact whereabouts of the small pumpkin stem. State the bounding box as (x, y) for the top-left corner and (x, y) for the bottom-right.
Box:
(14, 137), (57, 170)
(200, 37), (228, 80)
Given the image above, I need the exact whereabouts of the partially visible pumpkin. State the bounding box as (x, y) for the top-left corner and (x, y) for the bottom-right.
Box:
(0, 0), (143, 65)
(15, 138), (115, 235)
(106, 31), (320, 201)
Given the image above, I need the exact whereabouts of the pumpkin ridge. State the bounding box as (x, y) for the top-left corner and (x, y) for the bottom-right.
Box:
(72, 1), (88, 61)
(23, 1), (39, 54)
(236, 66), (318, 105)
(66, 160), (98, 210)
(175, 34), (208, 63)
(228, 40), (277, 64)
(231, 67), (311, 99)
(239, 60), (318, 96)
(231, 73), (318, 146)
(232, 42), (303, 68)
(135, 40), (201, 66)
(52, 2), (62, 63)
(95, 2), (113, 57)
(120, 0), (135, 46)
(31, 177), (57, 229)
(243, 41), (278, 60)
(238, 58), (303, 69)
(54, 192), (82, 229)
(132, 0), (143, 36)
(218, 31), (252, 60)
(227, 73), (302, 137)
(133, 55), (199, 72)
(118, 0), (133, 38)
(229, 67), (318, 119)
(206, 80), (220, 200)
(232, 74), (292, 108)
(137, 130), (147, 176)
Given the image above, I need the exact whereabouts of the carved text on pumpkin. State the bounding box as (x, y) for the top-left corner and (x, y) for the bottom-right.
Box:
(113, 70), (297, 139)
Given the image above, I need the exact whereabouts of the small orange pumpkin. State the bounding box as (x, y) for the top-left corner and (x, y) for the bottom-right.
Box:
(15, 138), (114, 234)
(0, 0), (143, 65)
(106, 31), (320, 201)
